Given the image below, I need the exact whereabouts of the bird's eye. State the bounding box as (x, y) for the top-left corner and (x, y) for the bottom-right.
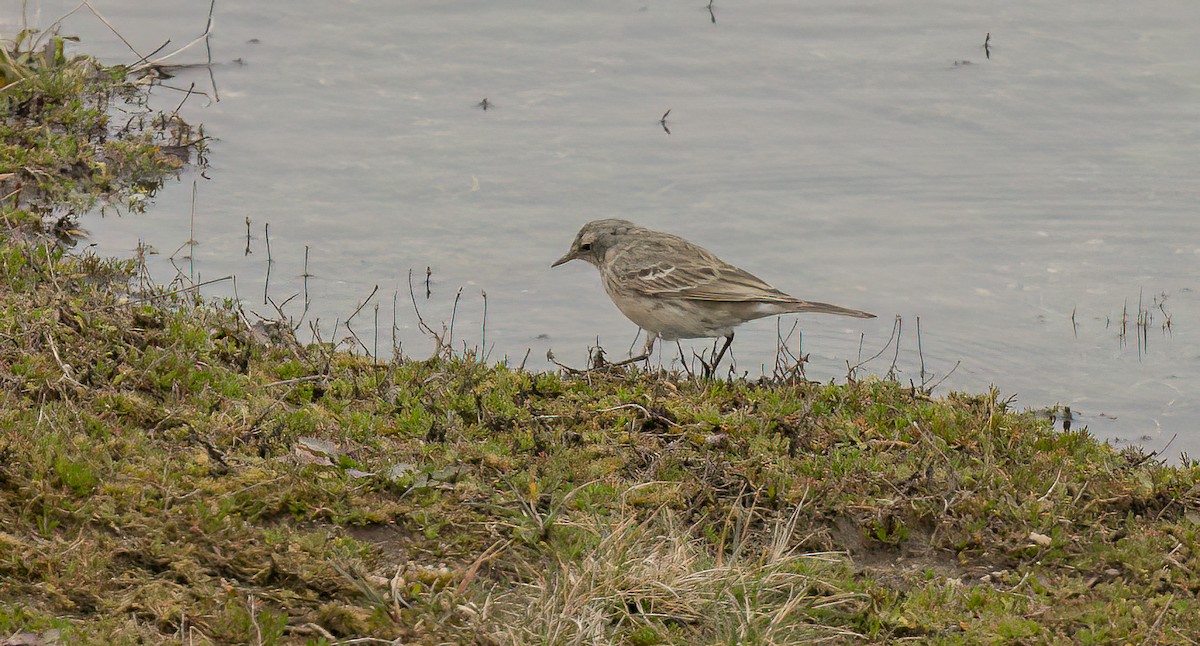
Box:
(580, 243), (592, 251)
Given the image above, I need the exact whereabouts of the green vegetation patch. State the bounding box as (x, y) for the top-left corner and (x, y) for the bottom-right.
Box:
(2, 261), (1198, 643)
(1, 28), (201, 239)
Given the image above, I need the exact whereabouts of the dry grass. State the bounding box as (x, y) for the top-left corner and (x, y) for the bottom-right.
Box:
(473, 502), (864, 645)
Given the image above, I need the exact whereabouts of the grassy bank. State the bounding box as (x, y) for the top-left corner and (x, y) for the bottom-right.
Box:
(2, 39), (1200, 645)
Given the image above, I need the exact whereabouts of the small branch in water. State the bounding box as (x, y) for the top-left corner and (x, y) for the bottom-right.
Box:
(170, 82), (196, 118)
(912, 316), (926, 386)
(1138, 288), (1146, 359)
(262, 222), (272, 305)
(848, 315), (901, 381)
(343, 284), (380, 356)
(887, 317), (903, 380)
(187, 180), (198, 283)
(1119, 298), (1128, 347)
(203, 0), (219, 101)
(301, 245), (311, 326)
(346, 285), (379, 324)
(1146, 433), (1178, 465)
(481, 289), (490, 362)
(244, 217), (252, 255)
(268, 293), (300, 334)
(127, 0), (217, 74)
(391, 290), (403, 361)
(925, 360), (961, 394)
(264, 223), (273, 264)
(447, 287), (464, 351)
(79, 0), (147, 62)
(408, 269), (445, 355)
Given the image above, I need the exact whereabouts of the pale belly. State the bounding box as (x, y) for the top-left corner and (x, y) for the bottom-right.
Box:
(604, 289), (786, 340)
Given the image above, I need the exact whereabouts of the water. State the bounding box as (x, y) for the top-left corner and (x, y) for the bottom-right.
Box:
(15, 0), (1200, 457)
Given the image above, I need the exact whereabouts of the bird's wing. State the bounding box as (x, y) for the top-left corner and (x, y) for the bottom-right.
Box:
(612, 237), (796, 303)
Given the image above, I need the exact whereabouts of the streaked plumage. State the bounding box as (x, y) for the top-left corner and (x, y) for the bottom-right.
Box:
(551, 219), (874, 370)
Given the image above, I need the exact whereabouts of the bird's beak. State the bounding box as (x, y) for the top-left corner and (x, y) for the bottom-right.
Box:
(550, 251), (575, 268)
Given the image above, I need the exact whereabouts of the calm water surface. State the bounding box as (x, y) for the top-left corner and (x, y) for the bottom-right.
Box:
(16, 0), (1200, 456)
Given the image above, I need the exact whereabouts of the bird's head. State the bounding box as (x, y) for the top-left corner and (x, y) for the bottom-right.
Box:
(551, 219), (641, 268)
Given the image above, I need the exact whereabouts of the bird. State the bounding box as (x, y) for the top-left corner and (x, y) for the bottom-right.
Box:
(551, 219), (874, 374)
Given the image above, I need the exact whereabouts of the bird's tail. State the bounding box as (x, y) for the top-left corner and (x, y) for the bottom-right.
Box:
(786, 300), (875, 319)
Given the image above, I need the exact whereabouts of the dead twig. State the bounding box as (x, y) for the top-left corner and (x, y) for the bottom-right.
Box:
(44, 331), (81, 387)
(408, 268), (446, 356)
(127, 0), (217, 74)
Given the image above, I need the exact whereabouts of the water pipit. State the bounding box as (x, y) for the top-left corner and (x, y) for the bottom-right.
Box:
(551, 219), (874, 374)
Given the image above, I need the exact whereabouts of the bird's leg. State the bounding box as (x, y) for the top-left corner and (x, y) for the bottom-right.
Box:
(701, 332), (735, 379)
(610, 332), (656, 367)
(641, 332), (657, 364)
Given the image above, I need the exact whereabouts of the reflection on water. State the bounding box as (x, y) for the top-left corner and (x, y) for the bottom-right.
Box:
(23, 0), (1200, 457)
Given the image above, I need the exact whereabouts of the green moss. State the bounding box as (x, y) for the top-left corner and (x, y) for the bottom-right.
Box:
(2, 35), (198, 237)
